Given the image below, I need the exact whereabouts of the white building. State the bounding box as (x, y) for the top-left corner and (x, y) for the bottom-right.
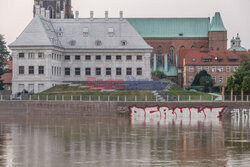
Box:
(9, 7), (152, 94)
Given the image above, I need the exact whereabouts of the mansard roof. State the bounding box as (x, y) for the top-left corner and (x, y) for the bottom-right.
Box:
(9, 16), (152, 50)
(209, 12), (227, 31)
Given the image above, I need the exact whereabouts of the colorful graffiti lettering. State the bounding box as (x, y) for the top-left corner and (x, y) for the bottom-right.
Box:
(129, 106), (225, 119)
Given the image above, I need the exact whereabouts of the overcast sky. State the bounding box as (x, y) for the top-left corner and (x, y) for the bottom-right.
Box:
(0, 0), (249, 50)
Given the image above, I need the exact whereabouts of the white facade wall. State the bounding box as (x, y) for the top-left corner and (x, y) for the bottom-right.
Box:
(11, 47), (152, 94)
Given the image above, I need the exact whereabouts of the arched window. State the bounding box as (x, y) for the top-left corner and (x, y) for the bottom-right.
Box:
(48, 6), (53, 19)
(180, 46), (185, 50)
(169, 46), (174, 65)
(200, 46), (204, 49)
(191, 46), (195, 49)
(157, 46), (162, 66)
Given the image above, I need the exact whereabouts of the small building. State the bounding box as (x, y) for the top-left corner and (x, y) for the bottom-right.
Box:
(1, 61), (12, 91)
(9, 7), (152, 94)
(178, 49), (249, 88)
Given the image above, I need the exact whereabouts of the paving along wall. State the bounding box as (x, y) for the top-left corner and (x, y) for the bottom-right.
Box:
(0, 101), (249, 117)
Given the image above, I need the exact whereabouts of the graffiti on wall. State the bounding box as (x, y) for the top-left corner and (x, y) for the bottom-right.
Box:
(129, 106), (225, 119)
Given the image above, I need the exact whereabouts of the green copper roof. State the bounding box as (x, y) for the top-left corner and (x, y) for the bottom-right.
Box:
(127, 18), (211, 38)
(153, 65), (177, 77)
(228, 46), (247, 51)
(209, 12), (227, 31)
(235, 33), (241, 41)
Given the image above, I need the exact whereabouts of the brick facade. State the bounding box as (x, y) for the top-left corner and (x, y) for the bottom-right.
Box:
(208, 31), (227, 51)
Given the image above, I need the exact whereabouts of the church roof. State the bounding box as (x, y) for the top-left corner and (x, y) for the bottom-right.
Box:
(127, 17), (211, 38)
(209, 12), (227, 31)
(9, 16), (152, 50)
(228, 46), (247, 51)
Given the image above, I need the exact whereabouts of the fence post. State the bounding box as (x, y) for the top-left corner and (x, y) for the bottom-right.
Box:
(167, 95), (169, 102)
(0, 95), (3, 101)
(125, 96), (127, 102)
(189, 96), (191, 102)
(135, 96), (137, 102)
(71, 96), (73, 101)
(62, 95), (64, 101)
(178, 96), (180, 102)
(145, 96), (147, 102)
(89, 96), (91, 101)
(117, 96), (119, 102)
(80, 96), (82, 101)
(98, 96), (100, 102)
(234, 95), (237, 102)
(29, 95), (31, 101)
(211, 95), (213, 102)
(247, 95), (249, 102)
(200, 95), (202, 102)
(38, 95), (40, 101)
(108, 96), (110, 102)
(46, 95), (48, 101)
(55, 95), (57, 101)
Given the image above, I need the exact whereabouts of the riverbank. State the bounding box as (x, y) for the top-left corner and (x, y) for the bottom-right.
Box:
(0, 101), (249, 116)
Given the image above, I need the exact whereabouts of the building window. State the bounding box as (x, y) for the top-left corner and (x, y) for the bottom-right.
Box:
(65, 55), (70, 60)
(106, 55), (111, 60)
(65, 68), (70, 76)
(226, 66), (230, 72)
(75, 68), (81, 75)
(233, 67), (238, 72)
(137, 68), (142, 75)
(197, 66), (202, 72)
(116, 55), (122, 60)
(121, 40), (128, 46)
(38, 66), (44, 74)
(180, 46), (185, 50)
(202, 59), (212, 62)
(85, 68), (91, 76)
(85, 55), (91, 60)
(106, 68), (111, 75)
(126, 55), (132, 61)
(219, 76), (223, 83)
(218, 67), (223, 72)
(29, 66), (34, 74)
(116, 68), (122, 75)
(188, 77), (193, 83)
(212, 67), (216, 72)
(95, 40), (102, 46)
(19, 66), (24, 74)
(96, 68), (101, 75)
(75, 55), (81, 60)
(193, 58), (196, 62)
(137, 55), (142, 61)
(189, 67), (194, 72)
(38, 52), (44, 58)
(96, 55), (101, 60)
(191, 46), (195, 49)
(212, 76), (216, 83)
(127, 68), (132, 75)
(28, 53), (35, 59)
(205, 66), (209, 72)
(18, 53), (25, 58)
(169, 47), (174, 64)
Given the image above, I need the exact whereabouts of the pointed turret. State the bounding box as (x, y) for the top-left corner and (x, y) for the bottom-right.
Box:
(209, 12), (226, 31)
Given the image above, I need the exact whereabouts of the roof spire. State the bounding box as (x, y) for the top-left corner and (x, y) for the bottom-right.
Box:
(209, 12), (226, 31)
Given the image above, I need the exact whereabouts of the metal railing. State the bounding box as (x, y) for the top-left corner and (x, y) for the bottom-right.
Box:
(0, 94), (249, 102)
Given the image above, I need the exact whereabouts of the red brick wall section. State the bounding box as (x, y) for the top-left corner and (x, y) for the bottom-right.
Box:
(208, 31), (227, 51)
(144, 38), (209, 64)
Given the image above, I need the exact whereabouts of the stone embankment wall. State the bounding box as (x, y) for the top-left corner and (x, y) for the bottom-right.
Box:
(0, 101), (249, 116)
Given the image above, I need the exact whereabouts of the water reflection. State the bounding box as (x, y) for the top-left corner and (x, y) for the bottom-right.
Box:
(0, 115), (249, 167)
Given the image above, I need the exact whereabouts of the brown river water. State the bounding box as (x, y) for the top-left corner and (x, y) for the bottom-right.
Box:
(0, 114), (249, 167)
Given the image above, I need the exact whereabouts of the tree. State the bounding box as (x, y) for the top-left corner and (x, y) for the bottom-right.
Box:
(0, 34), (9, 90)
(152, 70), (167, 79)
(226, 53), (250, 94)
(191, 70), (214, 92)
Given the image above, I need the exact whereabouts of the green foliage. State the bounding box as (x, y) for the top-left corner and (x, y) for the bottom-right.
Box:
(152, 70), (167, 79)
(191, 70), (214, 92)
(226, 54), (250, 94)
(0, 34), (9, 90)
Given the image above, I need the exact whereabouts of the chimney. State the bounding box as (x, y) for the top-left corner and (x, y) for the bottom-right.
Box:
(90, 11), (94, 21)
(120, 11), (123, 21)
(41, 8), (45, 17)
(105, 11), (108, 21)
(45, 10), (50, 19)
(35, 5), (41, 16)
(75, 11), (79, 20)
(61, 11), (65, 19)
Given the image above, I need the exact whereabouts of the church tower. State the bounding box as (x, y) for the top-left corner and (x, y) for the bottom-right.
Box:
(34, 0), (73, 19)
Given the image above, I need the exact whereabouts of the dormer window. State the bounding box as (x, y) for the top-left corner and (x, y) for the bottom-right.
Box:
(57, 27), (64, 37)
(83, 27), (89, 37)
(95, 40), (102, 46)
(108, 27), (114, 37)
(121, 40), (127, 46)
